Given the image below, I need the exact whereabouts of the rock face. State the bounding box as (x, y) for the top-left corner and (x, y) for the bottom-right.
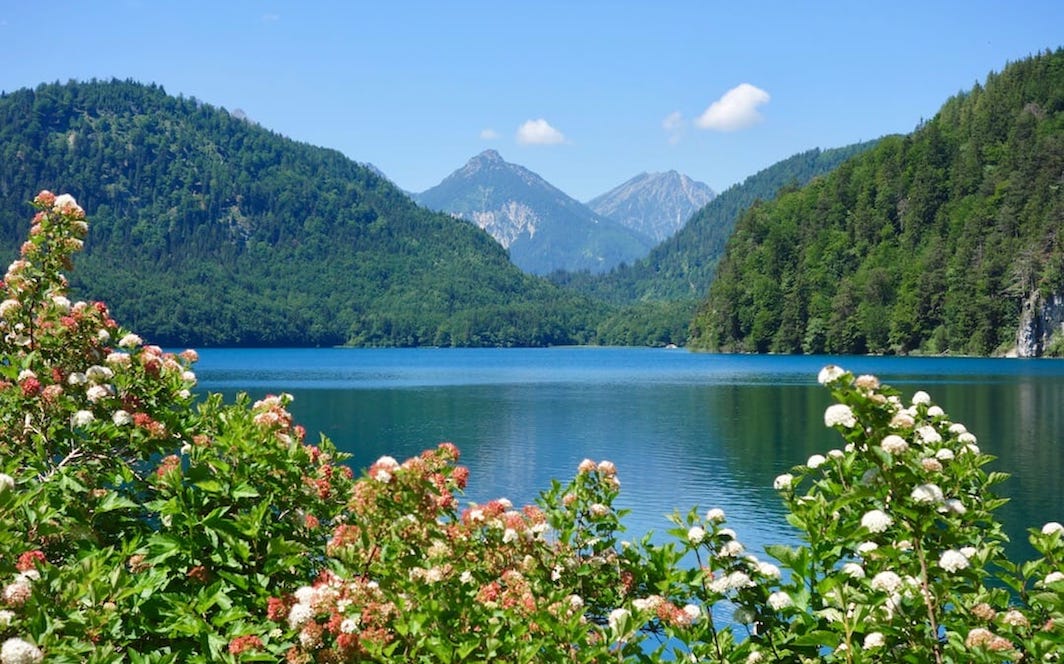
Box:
(1015, 291), (1064, 357)
(415, 150), (655, 275)
(586, 171), (716, 242)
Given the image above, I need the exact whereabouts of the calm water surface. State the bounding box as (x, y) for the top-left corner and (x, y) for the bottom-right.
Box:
(194, 348), (1064, 563)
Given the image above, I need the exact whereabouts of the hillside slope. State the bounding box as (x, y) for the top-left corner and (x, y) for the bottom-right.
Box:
(553, 141), (879, 304)
(0, 80), (602, 347)
(690, 49), (1064, 356)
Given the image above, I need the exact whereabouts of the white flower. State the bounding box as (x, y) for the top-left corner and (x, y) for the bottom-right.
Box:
(757, 561), (781, 579)
(687, 526), (706, 544)
(607, 607), (630, 634)
(0, 638), (43, 664)
(340, 618), (359, 634)
(939, 549), (970, 573)
(934, 448), (955, 461)
(719, 540), (744, 558)
(767, 591), (793, 611)
(817, 365), (846, 384)
(709, 571), (753, 593)
(827, 448), (845, 459)
(681, 603), (701, 624)
(1001, 609), (1028, 627)
(632, 596), (661, 612)
(1044, 571), (1064, 585)
(911, 483), (944, 504)
(1042, 522), (1064, 536)
(861, 509), (893, 533)
(71, 410), (95, 427)
(718, 528), (737, 539)
(773, 473), (794, 491)
(86, 384), (111, 403)
(942, 498), (966, 515)
(863, 632), (885, 649)
(927, 405), (945, 417)
(0, 299), (20, 319)
(912, 390), (932, 405)
(948, 423), (968, 435)
(916, 425), (942, 445)
(50, 295), (71, 312)
(705, 508), (725, 522)
(287, 603), (314, 629)
(960, 546), (978, 558)
(870, 571), (903, 593)
(588, 503), (610, 518)
(53, 193), (79, 211)
(824, 404), (857, 428)
(890, 410), (915, 429)
(880, 435), (909, 454)
(746, 651), (765, 664)
(118, 333), (142, 349)
(86, 365), (114, 383)
(806, 454), (827, 469)
(0, 474), (13, 493)
(857, 541), (879, 555)
(112, 410), (132, 426)
(841, 562), (865, 579)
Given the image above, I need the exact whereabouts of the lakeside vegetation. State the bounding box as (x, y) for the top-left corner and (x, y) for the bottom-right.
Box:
(0, 81), (603, 348)
(1, 193), (1061, 662)
(689, 48), (1064, 356)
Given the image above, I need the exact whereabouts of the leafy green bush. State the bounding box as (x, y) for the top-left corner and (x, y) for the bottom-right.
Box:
(0, 193), (1061, 662)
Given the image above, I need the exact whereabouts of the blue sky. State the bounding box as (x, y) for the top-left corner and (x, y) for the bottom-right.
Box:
(1, 1), (1060, 201)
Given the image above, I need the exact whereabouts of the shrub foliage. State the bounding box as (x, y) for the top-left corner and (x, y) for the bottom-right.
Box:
(0, 194), (1061, 662)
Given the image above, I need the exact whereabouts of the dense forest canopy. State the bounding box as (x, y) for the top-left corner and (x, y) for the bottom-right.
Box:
(689, 49), (1064, 356)
(0, 79), (604, 347)
(551, 141), (880, 306)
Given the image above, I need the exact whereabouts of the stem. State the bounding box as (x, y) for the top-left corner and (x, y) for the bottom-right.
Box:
(914, 539), (943, 664)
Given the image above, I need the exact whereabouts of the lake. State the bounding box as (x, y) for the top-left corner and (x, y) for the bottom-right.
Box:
(193, 347), (1064, 564)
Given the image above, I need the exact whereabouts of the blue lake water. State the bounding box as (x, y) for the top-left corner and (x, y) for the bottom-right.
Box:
(193, 347), (1064, 564)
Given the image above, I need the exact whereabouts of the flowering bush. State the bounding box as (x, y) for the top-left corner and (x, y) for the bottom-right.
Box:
(0, 193), (1060, 662)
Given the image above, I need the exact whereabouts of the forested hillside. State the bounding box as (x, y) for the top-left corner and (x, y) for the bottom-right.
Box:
(690, 49), (1064, 355)
(0, 80), (603, 347)
(552, 140), (879, 305)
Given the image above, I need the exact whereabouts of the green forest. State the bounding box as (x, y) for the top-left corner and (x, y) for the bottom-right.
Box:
(689, 48), (1064, 356)
(555, 141), (880, 347)
(0, 80), (604, 347)
(0, 48), (1059, 352)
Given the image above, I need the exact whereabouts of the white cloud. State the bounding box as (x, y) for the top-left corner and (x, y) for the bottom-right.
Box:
(695, 83), (770, 131)
(479, 128), (500, 140)
(663, 110), (685, 144)
(515, 118), (566, 145)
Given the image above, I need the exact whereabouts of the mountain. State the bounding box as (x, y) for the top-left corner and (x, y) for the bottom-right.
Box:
(415, 150), (655, 275)
(690, 48), (1064, 356)
(0, 80), (604, 347)
(586, 170), (715, 243)
(551, 140), (880, 305)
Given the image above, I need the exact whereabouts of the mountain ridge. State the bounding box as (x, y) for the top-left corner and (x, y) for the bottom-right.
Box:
(586, 170), (716, 243)
(415, 150), (655, 274)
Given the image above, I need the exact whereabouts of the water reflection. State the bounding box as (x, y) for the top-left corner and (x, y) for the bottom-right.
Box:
(198, 350), (1064, 565)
